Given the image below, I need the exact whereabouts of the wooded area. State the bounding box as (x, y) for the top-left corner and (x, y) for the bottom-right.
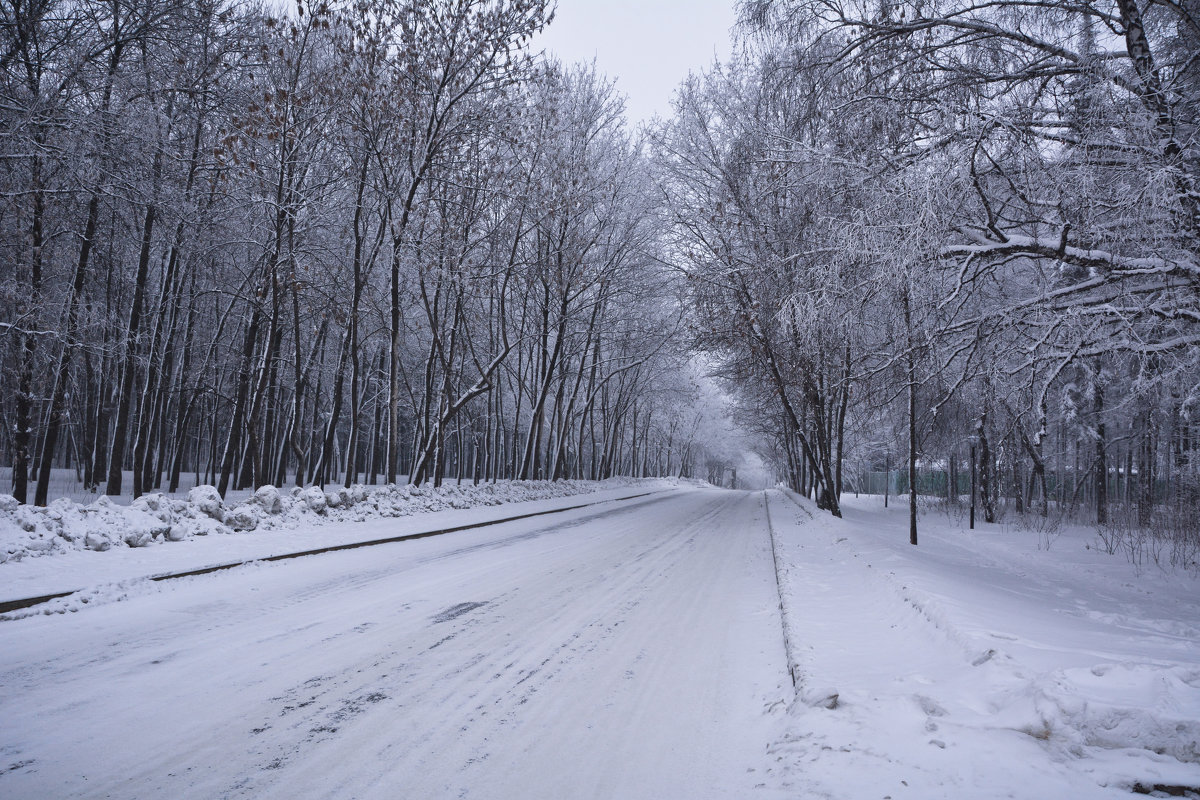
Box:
(1, 0), (736, 506)
(655, 0), (1200, 554)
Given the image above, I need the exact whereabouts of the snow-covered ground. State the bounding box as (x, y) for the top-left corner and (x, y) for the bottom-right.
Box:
(2, 485), (1197, 798)
(764, 490), (1200, 798)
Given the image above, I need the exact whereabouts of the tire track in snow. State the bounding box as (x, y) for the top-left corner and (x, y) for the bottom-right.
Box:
(256, 491), (749, 794)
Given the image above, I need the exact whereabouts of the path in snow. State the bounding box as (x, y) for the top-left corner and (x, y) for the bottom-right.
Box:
(0, 488), (789, 799)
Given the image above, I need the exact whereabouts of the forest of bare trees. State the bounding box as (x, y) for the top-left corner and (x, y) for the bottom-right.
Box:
(0, 0), (742, 507)
(657, 0), (1200, 554)
(5, 0), (1199, 566)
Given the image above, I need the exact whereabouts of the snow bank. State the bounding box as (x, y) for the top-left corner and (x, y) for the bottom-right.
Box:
(0, 478), (678, 565)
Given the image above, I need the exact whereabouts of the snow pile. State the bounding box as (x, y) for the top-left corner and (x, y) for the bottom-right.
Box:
(1007, 662), (1200, 762)
(0, 494), (173, 558)
(0, 477), (673, 564)
(764, 490), (1200, 798)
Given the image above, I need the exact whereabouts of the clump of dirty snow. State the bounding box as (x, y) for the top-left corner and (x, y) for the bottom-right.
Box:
(0, 495), (173, 559)
(0, 477), (680, 564)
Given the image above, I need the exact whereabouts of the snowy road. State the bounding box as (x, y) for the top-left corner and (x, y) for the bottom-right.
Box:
(0, 488), (789, 799)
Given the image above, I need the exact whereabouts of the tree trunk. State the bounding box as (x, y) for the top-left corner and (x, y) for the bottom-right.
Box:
(12, 150), (44, 504)
(108, 202), (157, 497)
(34, 188), (101, 506)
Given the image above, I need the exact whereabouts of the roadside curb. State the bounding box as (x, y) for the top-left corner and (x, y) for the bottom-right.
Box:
(764, 490), (801, 691)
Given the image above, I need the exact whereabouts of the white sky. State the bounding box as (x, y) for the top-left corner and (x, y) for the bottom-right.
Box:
(533, 0), (738, 125)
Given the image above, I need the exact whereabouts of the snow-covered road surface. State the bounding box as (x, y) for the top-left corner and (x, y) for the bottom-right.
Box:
(0, 488), (789, 799)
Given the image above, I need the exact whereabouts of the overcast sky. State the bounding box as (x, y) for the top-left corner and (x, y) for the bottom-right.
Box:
(533, 0), (738, 125)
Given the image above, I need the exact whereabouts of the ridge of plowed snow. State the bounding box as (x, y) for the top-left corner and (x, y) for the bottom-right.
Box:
(0, 477), (692, 564)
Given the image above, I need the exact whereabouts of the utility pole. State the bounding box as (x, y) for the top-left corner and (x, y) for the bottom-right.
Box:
(884, 451), (889, 508)
(970, 438), (977, 529)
